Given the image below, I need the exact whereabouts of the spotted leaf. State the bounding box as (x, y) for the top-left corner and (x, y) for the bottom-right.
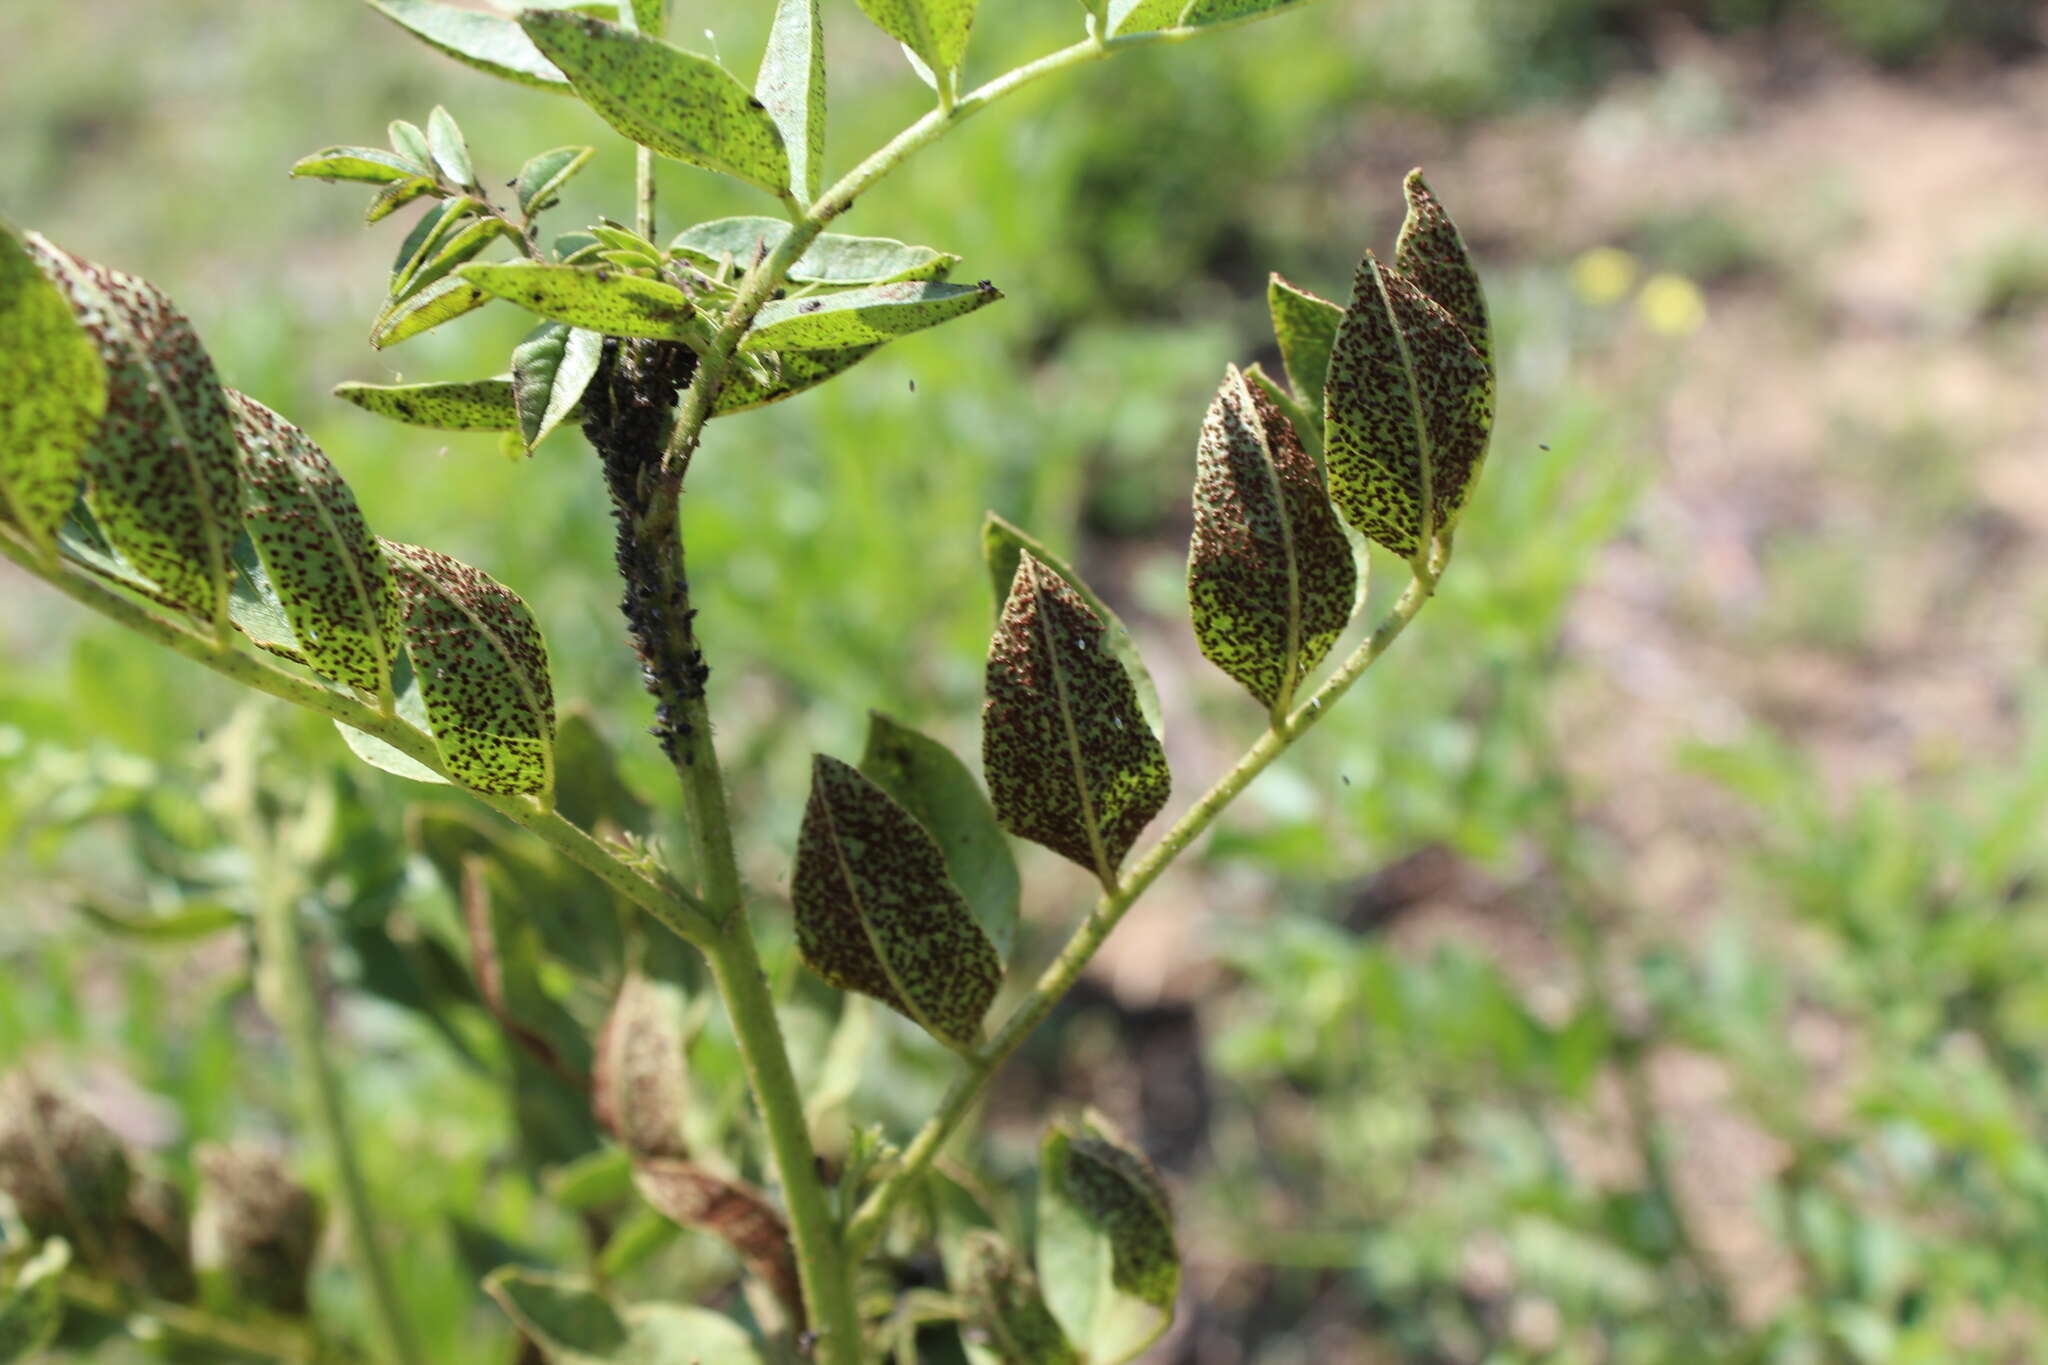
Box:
(1104, 0), (1180, 35)
(226, 393), (398, 699)
(984, 553), (1169, 885)
(370, 274), (491, 349)
(671, 216), (958, 286)
(631, 1160), (803, 1324)
(383, 540), (555, 798)
(855, 0), (975, 80)
(711, 344), (878, 416)
(962, 1232), (1080, 1365)
(1267, 273), (1343, 416)
(791, 755), (1001, 1050)
(512, 322), (603, 452)
(461, 261), (704, 344)
(1036, 1117), (1177, 1365)
(1395, 169), (1493, 369)
(1180, 0), (1312, 23)
(361, 0), (571, 91)
(1188, 365), (1355, 713)
(515, 146), (596, 218)
(757, 0), (824, 204)
(334, 377), (519, 430)
(0, 225), (102, 555)
(744, 279), (998, 352)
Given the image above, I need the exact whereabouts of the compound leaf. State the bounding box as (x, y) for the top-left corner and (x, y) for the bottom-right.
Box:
(757, 0), (824, 204)
(461, 261), (703, 343)
(334, 377), (520, 431)
(361, 0), (572, 91)
(743, 279), (998, 352)
(0, 224), (102, 554)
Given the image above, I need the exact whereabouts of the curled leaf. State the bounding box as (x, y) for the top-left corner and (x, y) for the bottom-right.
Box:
(334, 377), (520, 431)
(1036, 1117), (1178, 1365)
(0, 224), (103, 554)
(516, 146), (596, 217)
(461, 261), (703, 343)
(631, 1160), (803, 1324)
(591, 971), (690, 1160)
(513, 323), (603, 451)
(744, 279), (998, 352)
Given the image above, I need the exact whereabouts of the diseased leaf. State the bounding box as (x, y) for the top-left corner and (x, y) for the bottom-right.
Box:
(227, 392), (400, 698)
(370, 273), (491, 348)
(631, 1160), (803, 1323)
(519, 11), (791, 199)
(0, 1238), (69, 1363)
(486, 1267), (764, 1365)
(963, 1232), (1080, 1365)
(0, 225), (102, 554)
(757, 0), (824, 204)
(513, 323), (603, 452)
(289, 146), (431, 184)
(592, 972), (689, 1159)
(1037, 1118), (1177, 1365)
(981, 513), (1163, 741)
(671, 217), (957, 285)
(383, 540), (556, 798)
(334, 377), (520, 430)
(791, 755), (1002, 1050)
(983, 554), (1170, 885)
(1322, 252), (1490, 559)
(362, 0), (571, 91)
(516, 146), (596, 218)
(425, 105), (476, 187)
(1179, 0), (1311, 23)
(462, 261), (703, 343)
(336, 645), (449, 785)
(629, 0), (668, 34)
(860, 711), (1018, 961)
(365, 177), (439, 224)
(391, 200), (493, 302)
(743, 279), (998, 352)
(407, 216), (517, 305)
(1188, 365), (1355, 713)
(1395, 168), (1493, 368)
(229, 533), (304, 659)
(1104, 0), (1181, 35)
(1267, 273), (1343, 415)
(711, 344), (878, 416)
(855, 0), (975, 80)
(29, 237), (239, 625)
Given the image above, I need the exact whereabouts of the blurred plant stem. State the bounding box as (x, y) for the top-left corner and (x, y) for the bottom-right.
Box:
(59, 1274), (342, 1365)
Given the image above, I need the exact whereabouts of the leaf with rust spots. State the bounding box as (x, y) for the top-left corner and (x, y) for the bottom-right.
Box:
(383, 540), (556, 798)
(1322, 252), (1490, 561)
(962, 1231), (1081, 1365)
(671, 216), (958, 286)
(28, 236), (240, 627)
(591, 971), (690, 1160)
(756, 0), (824, 203)
(512, 322), (602, 452)
(1396, 169), (1493, 370)
(792, 754), (1001, 1050)
(1267, 273), (1343, 418)
(226, 392), (399, 700)
(520, 10), (791, 199)
(370, 274), (491, 349)
(1189, 365), (1355, 714)
(743, 279), (998, 352)
(1036, 1116), (1178, 1365)
(334, 377), (519, 431)
(461, 261), (703, 343)
(0, 225), (102, 555)
(631, 1159), (803, 1326)
(711, 343), (878, 416)
(984, 553), (1169, 885)
(362, 0), (571, 91)
(396, 215), (517, 308)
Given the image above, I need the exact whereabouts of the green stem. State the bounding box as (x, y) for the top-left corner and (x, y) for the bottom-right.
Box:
(635, 145), (656, 241)
(846, 559), (1445, 1256)
(59, 1275), (341, 1365)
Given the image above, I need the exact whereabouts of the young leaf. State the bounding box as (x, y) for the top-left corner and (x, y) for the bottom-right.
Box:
(370, 274), (491, 349)
(0, 224), (102, 555)
(757, 0), (824, 204)
(855, 0), (975, 81)
(1322, 252), (1491, 560)
(425, 105), (476, 188)
(742, 279), (998, 352)
(289, 146), (431, 184)
(1187, 365), (1355, 714)
(29, 238), (240, 626)
(962, 1232), (1080, 1365)
(1104, 0), (1181, 35)
(1242, 361), (1321, 467)
(519, 11), (792, 199)
(983, 553), (1170, 885)
(1036, 1118), (1178, 1365)
(1395, 168), (1493, 368)
(365, 177), (439, 224)
(334, 377), (520, 430)
(461, 261), (703, 343)
(486, 1267), (766, 1365)
(859, 711), (1019, 960)
(516, 146), (596, 217)
(791, 754), (1002, 1050)
(391, 198), (477, 295)
(227, 392), (400, 699)
(981, 513), (1162, 740)
(383, 540), (556, 798)
(513, 323), (603, 452)
(671, 217), (958, 285)
(361, 0), (571, 91)
(399, 217), (517, 305)
(711, 344), (878, 416)
(388, 119), (433, 168)
(1267, 273), (1342, 413)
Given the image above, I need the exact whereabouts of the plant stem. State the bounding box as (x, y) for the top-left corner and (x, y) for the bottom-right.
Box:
(59, 1275), (342, 1365)
(636, 145), (656, 241)
(846, 560), (1445, 1255)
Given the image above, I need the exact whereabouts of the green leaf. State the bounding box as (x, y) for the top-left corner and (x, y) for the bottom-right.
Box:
(336, 648), (449, 785)
(1188, 365), (1355, 713)
(370, 274), (492, 348)
(792, 755), (1002, 1051)
(388, 119), (434, 168)
(628, 0), (668, 34)
(383, 540), (556, 798)
(366, 177), (439, 224)
(543, 1147), (634, 1211)
(486, 1268), (764, 1365)
(1395, 168), (1493, 368)
(461, 261), (703, 343)
(672, 216), (958, 285)
(516, 146), (596, 217)
(0, 224), (102, 555)
(855, 0), (975, 81)
(426, 105), (476, 187)
(981, 513), (1162, 741)
(290, 146), (431, 184)
(519, 11), (791, 199)
(1267, 273), (1343, 416)
(362, 0), (571, 91)
(228, 392), (402, 698)
(1179, 0), (1312, 23)
(859, 711), (1019, 961)
(334, 377), (520, 431)
(1104, 0), (1181, 35)
(229, 532), (306, 659)
(1243, 360), (1323, 469)
(73, 899), (243, 943)
(711, 344), (878, 416)
(394, 203), (506, 305)
(552, 706), (653, 834)
(1321, 251), (1491, 560)
(743, 279), (998, 352)
(756, 0), (824, 203)
(28, 237), (239, 626)
(513, 323), (603, 453)
(1036, 1118), (1177, 1365)
(588, 223), (664, 265)
(962, 1232), (1080, 1365)
(0, 1239), (69, 1363)
(983, 553), (1169, 885)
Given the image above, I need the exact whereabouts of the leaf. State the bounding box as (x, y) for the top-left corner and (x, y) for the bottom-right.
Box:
(859, 711), (1018, 961)
(1321, 251), (1491, 560)
(426, 105), (476, 187)
(461, 262), (703, 343)
(334, 377), (520, 431)
(1036, 1118), (1177, 1365)
(383, 540), (556, 797)
(630, 1160), (802, 1325)
(229, 533), (306, 659)
(962, 1232), (1080, 1365)
(551, 706), (653, 835)
(289, 146), (431, 184)
(366, 177), (439, 224)
(336, 650), (449, 784)
(543, 1148), (634, 1211)
(591, 971), (690, 1159)
(516, 146), (596, 217)
(1243, 361), (1322, 467)
(519, 11), (791, 199)
(361, 0), (571, 91)
(981, 513), (1162, 741)
(855, 0), (975, 80)
(0, 1238), (69, 1364)
(1395, 168), (1493, 368)
(1104, 0), (1181, 35)
(711, 344), (878, 416)
(486, 1268), (765, 1365)
(791, 755), (1002, 1050)
(756, 0), (824, 204)
(393, 205), (510, 305)
(227, 392), (401, 698)
(743, 279), (998, 352)
(1187, 365), (1355, 712)
(370, 273), (491, 349)
(512, 323), (603, 452)
(1179, 0), (1312, 23)
(984, 554), (1169, 884)
(73, 899), (244, 943)
(0, 224), (102, 554)
(628, 0), (667, 33)
(671, 217), (958, 285)
(388, 119), (434, 168)
(28, 237), (240, 625)
(1267, 273), (1343, 414)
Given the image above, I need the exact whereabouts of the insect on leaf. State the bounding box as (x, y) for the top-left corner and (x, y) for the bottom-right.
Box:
(742, 279), (998, 352)
(513, 322), (603, 452)
(0, 224), (103, 555)
(361, 0), (571, 91)
(756, 0), (824, 204)
(461, 261), (703, 343)
(333, 377), (520, 431)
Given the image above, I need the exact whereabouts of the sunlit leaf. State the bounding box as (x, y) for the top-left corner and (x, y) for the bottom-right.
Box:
(1267, 273), (1342, 415)
(1179, 0), (1313, 24)
(855, 0), (975, 81)
(0, 224), (102, 555)
(334, 377), (519, 430)
(757, 0), (824, 203)
(361, 0), (571, 91)
(1104, 0), (1180, 35)
(671, 216), (958, 285)
(461, 261), (703, 343)
(1395, 168), (1493, 368)
(743, 279), (997, 352)
(513, 322), (603, 452)
(365, 177), (439, 224)
(289, 146), (431, 185)
(370, 273), (491, 349)
(388, 119), (434, 168)
(711, 343), (878, 416)
(335, 651), (448, 785)
(516, 146), (596, 218)
(426, 104), (476, 187)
